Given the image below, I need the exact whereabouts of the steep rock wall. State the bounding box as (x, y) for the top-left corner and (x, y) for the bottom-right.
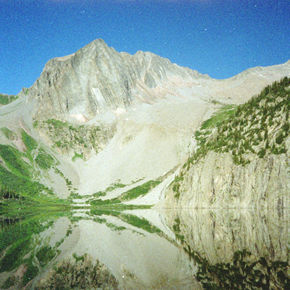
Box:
(163, 151), (289, 209)
(20, 39), (290, 121)
(24, 39), (206, 120)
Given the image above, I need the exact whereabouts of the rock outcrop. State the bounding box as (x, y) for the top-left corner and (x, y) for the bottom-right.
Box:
(162, 78), (289, 209)
(21, 39), (290, 121)
(1, 39), (289, 202)
(24, 39), (208, 120)
(163, 152), (288, 209)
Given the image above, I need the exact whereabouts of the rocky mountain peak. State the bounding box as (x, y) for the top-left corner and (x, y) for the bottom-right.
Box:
(25, 39), (205, 121)
(78, 38), (118, 61)
(23, 39), (289, 123)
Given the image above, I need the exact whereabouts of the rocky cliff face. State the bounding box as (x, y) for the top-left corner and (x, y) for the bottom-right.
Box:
(163, 78), (289, 209)
(163, 151), (288, 209)
(1, 39), (289, 202)
(25, 39), (208, 121)
(22, 39), (290, 122)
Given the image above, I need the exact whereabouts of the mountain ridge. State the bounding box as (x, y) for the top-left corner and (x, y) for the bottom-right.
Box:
(16, 39), (289, 122)
(23, 39), (209, 121)
(0, 39), (289, 207)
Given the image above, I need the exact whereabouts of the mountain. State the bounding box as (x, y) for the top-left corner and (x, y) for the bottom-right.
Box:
(0, 39), (289, 207)
(0, 94), (18, 106)
(20, 39), (289, 121)
(22, 39), (209, 121)
(163, 77), (289, 208)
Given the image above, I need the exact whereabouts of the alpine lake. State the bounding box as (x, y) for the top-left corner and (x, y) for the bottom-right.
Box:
(0, 203), (288, 289)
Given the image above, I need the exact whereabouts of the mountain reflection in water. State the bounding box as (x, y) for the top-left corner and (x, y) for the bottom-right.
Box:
(0, 208), (288, 289)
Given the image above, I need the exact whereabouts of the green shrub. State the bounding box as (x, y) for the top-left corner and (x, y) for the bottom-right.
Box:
(1, 127), (16, 140)
(21, 130), (38, 152)
(188, 77), (289, 167)
(22, 261), (38, 285)
(118, 213), (161, 234)
(72, 152), (84, 161)
(0, 165), (49, 198)
(0, 239), (29, 272)
(35, 148), (55, 169)
(0, 94), (18, 105)
(36, 245), (56, 267)
(0, 145), (31, 177)
(2, 276), (17, 289)
(275, 133), (284, 145)
(119, 180), (161, 201)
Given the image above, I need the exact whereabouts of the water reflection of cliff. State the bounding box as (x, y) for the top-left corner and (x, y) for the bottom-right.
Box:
(165, 208), (289, 289)
(0, 209), (199, 289)
(0, 208), (288, 289)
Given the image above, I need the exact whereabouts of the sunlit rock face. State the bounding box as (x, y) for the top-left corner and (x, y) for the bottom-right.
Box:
(163, 152), (288, 209)
(26, 39), (207, 120)
(161, 77), (289, 209)
(3, 39), (289, 196)
(23, 39), (290, 121)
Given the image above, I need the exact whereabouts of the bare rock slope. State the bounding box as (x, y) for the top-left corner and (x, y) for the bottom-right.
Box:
(1, 39), (289, 203)
(24, 39), (289, 121)
(163, 77), (289, 208)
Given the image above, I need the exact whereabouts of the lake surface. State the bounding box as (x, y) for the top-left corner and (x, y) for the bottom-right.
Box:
(0, 207), (288, 289)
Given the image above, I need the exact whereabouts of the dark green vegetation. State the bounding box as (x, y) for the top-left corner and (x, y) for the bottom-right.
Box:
(35, 148), (55, 169)
(0, 94), (18, 105)
(0, 209), (162, 289)
(20, 130), (55, 169)
(72, 151), (84, 161)
(21, 129), (38, 153)
(34, 118), (112, 158)
(0, 213), (63, 289)
(172, 77), (290, 199)
(90, 209), (162, 234)
(172, 217), (185, 242)
(199, 104), (237, 130)
(2, 276), (16, 289)
(2, 207), (287, 289)
(0, 210), (85, 289)
(89, 199), (152, 210)
(118, 213), (161, 234)
(90, 215), (126, 232)
(92, 182), (126, 198)
(170, 218), (289, 289)
(35, 254), (118, 289)
(187, 77), (289, 167)
(0, 144), (32, 177)
(119, 180), (161, 201)
(1, 127), (155, 210)
(2, 115), (162, 210)
(0, 165), (50, 201)
(186, 247), (289, 289)
(36, 245), (58, 267)
(0, 141), (55, 203)
(89, 179), (160, 206)
(172, 175), (184, 199)
(0, 129), (71, 206)
(54, 167), (74, 192)
(0, 127), (17, 140)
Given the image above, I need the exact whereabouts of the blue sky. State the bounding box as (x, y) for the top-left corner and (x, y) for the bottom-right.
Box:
(0, 0), (289, 94)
